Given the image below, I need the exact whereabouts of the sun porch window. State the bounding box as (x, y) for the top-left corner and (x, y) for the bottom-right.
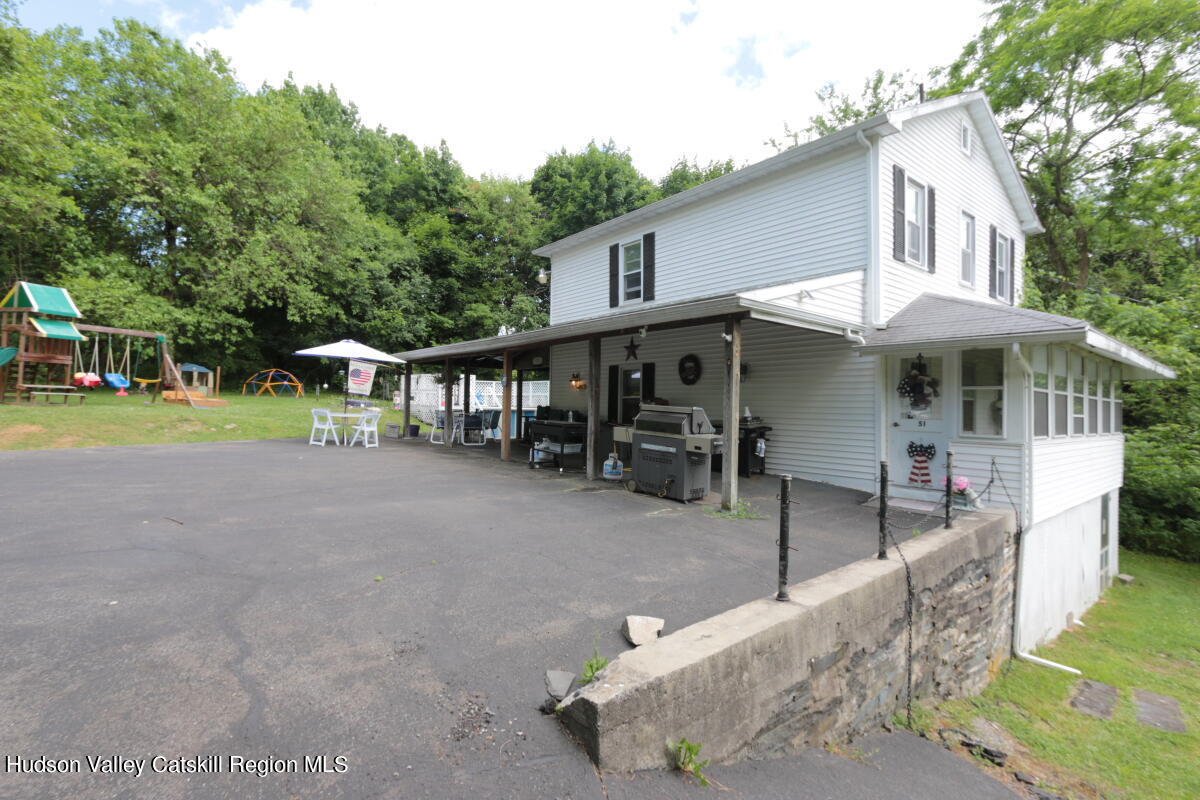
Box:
(960, 348), (1004, 437)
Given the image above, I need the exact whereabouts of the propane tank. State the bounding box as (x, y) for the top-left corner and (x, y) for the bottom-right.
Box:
(602, 452), (623, 480)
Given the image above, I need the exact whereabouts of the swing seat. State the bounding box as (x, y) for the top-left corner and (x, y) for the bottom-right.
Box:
(105, 373), (130, 389)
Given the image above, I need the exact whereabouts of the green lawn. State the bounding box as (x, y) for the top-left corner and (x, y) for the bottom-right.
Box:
(925, 550), (1200, 800)
(0, 389), (427, 450)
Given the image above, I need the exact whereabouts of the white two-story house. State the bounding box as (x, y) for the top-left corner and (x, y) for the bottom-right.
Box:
(396, 92), (1174, 649)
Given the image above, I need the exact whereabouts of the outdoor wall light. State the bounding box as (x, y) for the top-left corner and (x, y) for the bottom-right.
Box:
(569, 372), (586, 390)
(536, 267), (549, 285)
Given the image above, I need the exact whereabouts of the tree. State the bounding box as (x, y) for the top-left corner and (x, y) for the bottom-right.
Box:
(767, 70), (921, 151)
(940, 0), (1200, 295)
(530, 141), (656, 244)
(658, 157), (736, 198)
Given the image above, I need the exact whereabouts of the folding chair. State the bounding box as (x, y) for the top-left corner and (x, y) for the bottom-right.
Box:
(429, 410), (447, 444)
(459, 413), (486, 446)
(349, 409), (382, 448)
(309, 408), (340, 447)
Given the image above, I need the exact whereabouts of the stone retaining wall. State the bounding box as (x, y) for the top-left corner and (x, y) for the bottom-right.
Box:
(559, 510), (1016, 771)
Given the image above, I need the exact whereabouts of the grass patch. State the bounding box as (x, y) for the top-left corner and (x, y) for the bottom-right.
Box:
(926, 550), (1200, 800)
(0, 389), (427, 450)
(580, 647), (609, 685)
(707, 500), (767, 520)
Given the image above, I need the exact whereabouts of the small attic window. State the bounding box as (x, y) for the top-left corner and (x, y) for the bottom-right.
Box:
(959, 122), (972, 156)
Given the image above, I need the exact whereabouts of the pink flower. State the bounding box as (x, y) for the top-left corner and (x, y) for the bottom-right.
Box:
(952, 476), (971, 493)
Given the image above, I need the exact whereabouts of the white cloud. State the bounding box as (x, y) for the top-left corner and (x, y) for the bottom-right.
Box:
(187, 0), (991, 181)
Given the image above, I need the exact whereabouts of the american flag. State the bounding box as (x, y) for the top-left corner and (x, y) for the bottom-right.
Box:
(349, 367), (372, 386)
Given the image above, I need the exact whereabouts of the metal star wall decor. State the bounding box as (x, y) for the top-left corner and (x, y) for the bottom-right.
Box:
(624, 336), (640, 361)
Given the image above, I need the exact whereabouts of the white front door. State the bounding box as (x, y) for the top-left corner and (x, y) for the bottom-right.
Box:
(889, 353), (950, 496)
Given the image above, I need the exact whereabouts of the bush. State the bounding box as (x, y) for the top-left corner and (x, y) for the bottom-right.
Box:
(1121, 425), (1200, 562)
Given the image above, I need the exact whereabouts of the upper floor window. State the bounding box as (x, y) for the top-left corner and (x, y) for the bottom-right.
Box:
(905, 179), (926, 264)
(960, 212), (976, 285)
(608, 233), (655, 308)
(959, 122), (972, 156)
(995, 232), (1012, 302)
(622, 240), (642, 302)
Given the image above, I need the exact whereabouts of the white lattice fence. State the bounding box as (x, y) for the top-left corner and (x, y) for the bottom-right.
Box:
(403, 374), (548, 424)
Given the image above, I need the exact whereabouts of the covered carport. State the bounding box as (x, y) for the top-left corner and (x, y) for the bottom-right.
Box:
(395, 291), (865, 509)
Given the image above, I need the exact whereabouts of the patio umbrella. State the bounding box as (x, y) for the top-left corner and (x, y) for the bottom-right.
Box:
(293, 339), (405, 425)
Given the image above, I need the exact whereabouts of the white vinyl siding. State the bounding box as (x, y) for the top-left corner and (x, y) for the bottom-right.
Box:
(948, 440), (1024, 515)
(549, 321), (879, 491)
(1031, 436), (1124, 523)
(548, 147), (869, 325)
(879, 107), (1025, 319)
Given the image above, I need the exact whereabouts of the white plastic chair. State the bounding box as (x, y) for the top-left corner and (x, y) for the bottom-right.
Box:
(429, 410), (447, 444)
(310, 408), (340, 447)
(349, 409), (382, 448)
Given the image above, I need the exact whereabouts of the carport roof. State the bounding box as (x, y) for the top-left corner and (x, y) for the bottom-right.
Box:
(857, 294), (1175, 380)
(394, 289), (864, 363)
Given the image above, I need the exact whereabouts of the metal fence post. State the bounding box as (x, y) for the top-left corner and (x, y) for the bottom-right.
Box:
(878, 461), (889, 559)
(777, 474), (792, 601)
(944, 449), (955, 529)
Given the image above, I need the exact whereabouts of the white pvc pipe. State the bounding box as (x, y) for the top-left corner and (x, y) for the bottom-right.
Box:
(1017, 652), (1082, 676)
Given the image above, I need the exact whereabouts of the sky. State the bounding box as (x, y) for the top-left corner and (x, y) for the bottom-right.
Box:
(17, 0), (993, 181)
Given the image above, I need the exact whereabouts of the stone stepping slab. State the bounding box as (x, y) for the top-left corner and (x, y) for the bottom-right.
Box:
(1070, 680), (1117, 720)
(1133, 689), (1188, 734)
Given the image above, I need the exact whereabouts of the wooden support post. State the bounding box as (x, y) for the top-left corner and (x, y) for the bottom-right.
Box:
(721, 316), (742, 510)
(500, 350), (513, 460)
(214, 366), (222, 397)
(516, 369), (524, 443)
(402, 363), (412, 438)
(586, 336), (601, 480)
(463, 364), (471, 415)
(442, 360), (454, 446)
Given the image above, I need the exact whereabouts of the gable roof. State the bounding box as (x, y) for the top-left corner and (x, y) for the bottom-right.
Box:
(0, 281), (82, 318)
(533, 91), (1041, 258)
(857, 294), (1175, 380)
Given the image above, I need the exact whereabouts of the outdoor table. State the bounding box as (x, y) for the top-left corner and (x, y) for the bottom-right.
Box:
(326, 410), (365, 445)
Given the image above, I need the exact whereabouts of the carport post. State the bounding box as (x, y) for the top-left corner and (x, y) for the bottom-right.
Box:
(442, 359), (454, 447)
(500, 350), (513, 461)
(463, 365), (471, 415)
(516, 369), (524, 442)
(721, 316), (742, 510)
(402, 363), (412, 438)
(586, 336), (601, 479)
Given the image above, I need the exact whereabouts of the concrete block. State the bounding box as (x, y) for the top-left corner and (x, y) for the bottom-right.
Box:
(621, 615), (665, 646)
(545, 670), (575, 701)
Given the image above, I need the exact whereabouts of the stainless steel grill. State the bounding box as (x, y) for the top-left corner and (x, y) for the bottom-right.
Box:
(627, 404), (721, 502)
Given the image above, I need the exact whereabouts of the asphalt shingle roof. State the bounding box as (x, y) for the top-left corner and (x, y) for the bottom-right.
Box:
(861, 294), (1089, 349)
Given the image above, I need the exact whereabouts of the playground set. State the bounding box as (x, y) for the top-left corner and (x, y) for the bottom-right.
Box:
(0, 281), (226, 409)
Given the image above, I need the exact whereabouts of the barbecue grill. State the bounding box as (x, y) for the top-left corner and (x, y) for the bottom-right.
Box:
(622, 404), (722, 502)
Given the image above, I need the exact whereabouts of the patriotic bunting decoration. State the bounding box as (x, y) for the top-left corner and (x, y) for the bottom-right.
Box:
(907, 441), (937, 485)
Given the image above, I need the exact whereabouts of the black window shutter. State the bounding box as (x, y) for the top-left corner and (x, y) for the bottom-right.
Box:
(608, 244), (619, 307)
(607, 364), (620, 422)
(926, 186), (936, 273)
(642, 232), (655, 301)
(1008, 236), (1016, 305)
(892, 165), (906, 261)
(988, 225), (998, 298)
(641, 362), (656, 403)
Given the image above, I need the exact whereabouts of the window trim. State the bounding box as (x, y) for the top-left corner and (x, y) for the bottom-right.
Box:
(960, 211), (976, 287)
(904, 178), (926, 267)
(995, 232), (1012, 303)
(959, 121), (972, 156)
(619, 239), (643, 305)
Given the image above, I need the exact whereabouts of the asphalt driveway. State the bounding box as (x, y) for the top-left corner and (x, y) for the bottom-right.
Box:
(0, 438), (1015, 799)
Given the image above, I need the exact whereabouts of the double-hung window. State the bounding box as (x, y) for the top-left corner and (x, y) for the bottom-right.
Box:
(995, 233), (1012, 302)
(622, 240), (642, 302)
(905, 180), (926, 264)
(960, 213), (976, 285)
(1032, 345), (1049, 437)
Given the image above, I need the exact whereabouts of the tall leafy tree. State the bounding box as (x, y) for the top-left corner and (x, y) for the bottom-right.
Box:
(530, 140), (656, 244)
(658, 157), (736, 198)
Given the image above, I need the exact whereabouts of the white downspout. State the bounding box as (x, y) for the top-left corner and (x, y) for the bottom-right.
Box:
(856, 130), (883, 330)
(843, 329), (866, 346)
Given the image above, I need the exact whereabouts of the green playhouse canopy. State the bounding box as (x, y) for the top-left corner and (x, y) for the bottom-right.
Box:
(30, 317), (86, 341)
(0, 282), (82, 318)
